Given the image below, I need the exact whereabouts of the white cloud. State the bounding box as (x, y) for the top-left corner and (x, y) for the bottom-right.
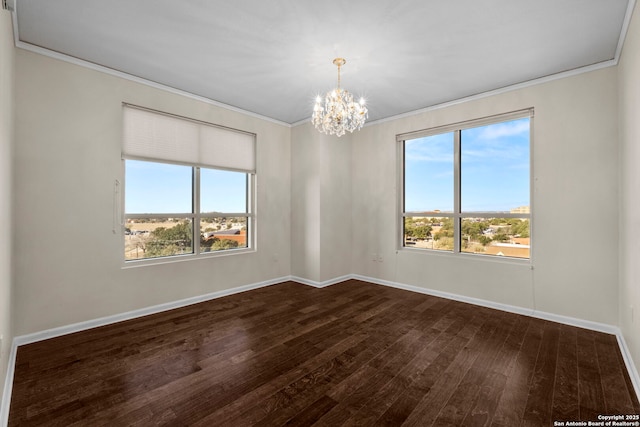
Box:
(405, 136), (452, 163)
(477, 120), (529, 140)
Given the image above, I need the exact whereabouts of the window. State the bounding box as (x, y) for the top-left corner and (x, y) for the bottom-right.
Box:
(400, 110), (532, 259)
(122, 105), (255, 263)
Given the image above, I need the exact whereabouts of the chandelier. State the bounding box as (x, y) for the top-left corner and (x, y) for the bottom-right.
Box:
(312, 58), (368, 137)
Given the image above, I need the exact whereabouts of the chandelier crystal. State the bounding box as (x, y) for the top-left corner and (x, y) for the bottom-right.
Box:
(312, 58), (368, 137)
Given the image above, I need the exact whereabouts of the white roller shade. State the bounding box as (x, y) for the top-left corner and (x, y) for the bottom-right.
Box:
(123, 105), (256, 173)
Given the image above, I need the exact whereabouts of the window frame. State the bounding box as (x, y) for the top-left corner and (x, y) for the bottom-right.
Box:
(121, 104), (256, 267)
(397, 109), (533, 262)
(122, 160), (255, 266)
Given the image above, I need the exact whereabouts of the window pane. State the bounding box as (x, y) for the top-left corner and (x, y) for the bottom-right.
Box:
(125, 160), (192, 214)
(460, 118), (530, 212)
(404, 217), (453, 252)
(200, 168), (247, 213)
(125, 218), (194, 260)
(404, 133), (454, 212)
(460, 217), (530, 259)
(200, 217), (248, 252)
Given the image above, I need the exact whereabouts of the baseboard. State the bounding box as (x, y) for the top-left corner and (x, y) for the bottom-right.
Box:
(0, 340), (17, 427)
(351, 274), (537, 318)
(617, 332), (640, 403)
(2, 273), (639, 424)
(529, 308), (620, 335)
(290, 274), (352, 288)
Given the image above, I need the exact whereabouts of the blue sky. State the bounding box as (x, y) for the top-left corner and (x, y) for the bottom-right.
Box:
(404, 117), (530, 212)
(125, 160), (246, 214)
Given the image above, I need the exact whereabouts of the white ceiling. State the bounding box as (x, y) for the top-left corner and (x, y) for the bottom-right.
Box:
(13, 0), (633, 124)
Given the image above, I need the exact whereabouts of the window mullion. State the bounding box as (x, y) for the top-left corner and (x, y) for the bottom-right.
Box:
(246, 173), (253, 249)
(194, 167), (201, 255)
(453, 130), (461, 254)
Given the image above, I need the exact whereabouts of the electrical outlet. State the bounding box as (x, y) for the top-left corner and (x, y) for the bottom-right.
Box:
(377, 255), (383, 263)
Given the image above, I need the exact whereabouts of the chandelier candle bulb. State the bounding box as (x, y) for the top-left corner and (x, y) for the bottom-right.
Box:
(312, 58), (368, 137)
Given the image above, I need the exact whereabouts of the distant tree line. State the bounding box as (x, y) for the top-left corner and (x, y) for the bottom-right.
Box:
(405, 217), (530, 251)
(131, 221), (239, 258)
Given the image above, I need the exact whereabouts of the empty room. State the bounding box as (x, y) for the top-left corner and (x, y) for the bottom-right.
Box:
(1, 1), (640, 425)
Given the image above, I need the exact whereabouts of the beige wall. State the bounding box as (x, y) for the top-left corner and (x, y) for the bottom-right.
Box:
(290, 124), (353, 283)
(291, 124), (321, 281)
(351, 67), (620, 326)
(619, 5), (640, 381)
(0, 9), (14, 404)
(13, 49), (292, 335)
(319, 128), (352, 281)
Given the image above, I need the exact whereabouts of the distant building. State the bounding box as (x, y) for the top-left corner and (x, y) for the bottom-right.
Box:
(204, 229), (247, 245)
(510, 206), (530, 214)
(484, 242), (530, 258)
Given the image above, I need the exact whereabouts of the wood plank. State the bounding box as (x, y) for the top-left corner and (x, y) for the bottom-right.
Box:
(593, 332), (637, 414)
(490, 317), (544, 427)
(550, 325), (579, 422)
(430, 311), (514, 426)
(396, 309), (490, 426)
(577, 329), (606, 421)
(462, 314), (530, 427)
(521, 321), (560, 426)
(337, 324), (452, 426)
(283, 395), (338, 426)
(342, 303), (469, 425)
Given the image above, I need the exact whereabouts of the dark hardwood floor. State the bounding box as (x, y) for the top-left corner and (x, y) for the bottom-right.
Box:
(8, 280), (640, 426)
